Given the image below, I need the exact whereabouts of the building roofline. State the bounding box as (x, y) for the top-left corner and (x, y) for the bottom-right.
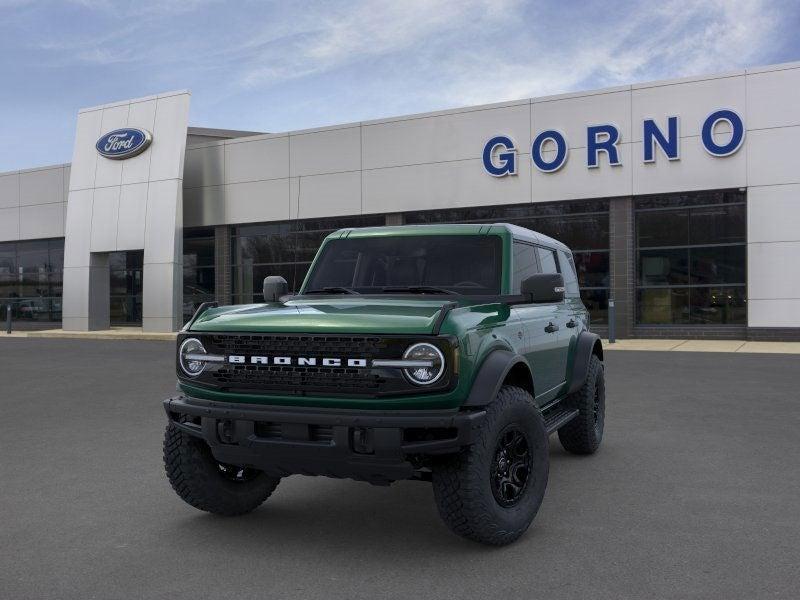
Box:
(187, 126), (265, 140)
(5, 59), (800, 172)
(0, 162), (70, 178)
(77, 89), (190, 114)
(170, 59), (800, 149)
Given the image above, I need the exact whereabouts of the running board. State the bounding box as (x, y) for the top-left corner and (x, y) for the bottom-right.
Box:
(544, 408), (579, 434)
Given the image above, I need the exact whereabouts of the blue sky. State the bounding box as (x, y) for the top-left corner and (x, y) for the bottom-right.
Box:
(1, 0), (798, 171)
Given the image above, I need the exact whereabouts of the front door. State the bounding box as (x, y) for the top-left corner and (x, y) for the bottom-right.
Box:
(109, 251), (143, 326)
(519, 302), (566, 403)
(511, 241), (571, 404)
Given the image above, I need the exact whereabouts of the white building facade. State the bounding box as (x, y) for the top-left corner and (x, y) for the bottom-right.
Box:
(1, 61), (798, 339)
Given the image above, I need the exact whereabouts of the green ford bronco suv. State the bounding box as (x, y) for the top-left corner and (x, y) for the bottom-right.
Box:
(163, 223), (605, 545)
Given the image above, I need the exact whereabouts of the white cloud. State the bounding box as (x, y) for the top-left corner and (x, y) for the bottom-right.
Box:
(0, 0), (793, 170)
(4, 0), (791, 128)
(236, 0), (521, 88)
(213, 0), (785, 116)
(434, 0), (783, 106)
(20, 0), (785, 101)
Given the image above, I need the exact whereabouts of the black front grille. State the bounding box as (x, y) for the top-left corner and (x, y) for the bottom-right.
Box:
(207, 335), (389, 358)
(183, 333), (453, 398)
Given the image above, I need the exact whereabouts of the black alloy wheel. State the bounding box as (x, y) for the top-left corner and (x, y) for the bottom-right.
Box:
(490, 425), (533, 507)
(431, 385), (550, 545)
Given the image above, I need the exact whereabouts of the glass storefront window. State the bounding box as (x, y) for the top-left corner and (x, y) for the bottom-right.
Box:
(573, 252), (609, 288)
(234, 223), (295, 265)
(533, 214), (609, 250)
(581, 289), (609, 322)
(638, 249), (690, 286)
(184, 239), (214, 267)
(0, 243), (16, 273)
(689, 246), (746, 285)
(183, 228), (216, 322)
(689, 204), (746, 245)
(231, 215), (384, 303)
(637, 288), (690, 324)
(637, 209), (689, 247)
(183, 266), (215, 294)
(635, 190), (746, 325)
(689, 286), (747, 325)
(0, 238), (64, 324)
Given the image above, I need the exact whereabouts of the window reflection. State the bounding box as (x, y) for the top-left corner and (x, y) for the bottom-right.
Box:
(231, 215), (385, 304)
(0, 238), (64, 325)
(183, 228), (216, 322)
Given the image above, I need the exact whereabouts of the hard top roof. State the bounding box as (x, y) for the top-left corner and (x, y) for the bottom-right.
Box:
(329, 223), (571, 253)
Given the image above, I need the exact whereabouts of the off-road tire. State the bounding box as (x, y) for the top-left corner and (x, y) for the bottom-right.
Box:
(431, 385), (549, 545)
(558, 354), (605, 455)
(163, 422), (280, 516)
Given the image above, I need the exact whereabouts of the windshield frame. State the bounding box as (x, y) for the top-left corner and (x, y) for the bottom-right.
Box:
(299, 233), (509, 296)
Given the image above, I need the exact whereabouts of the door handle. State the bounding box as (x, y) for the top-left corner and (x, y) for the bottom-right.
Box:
(544, 322), (559, 333)
(566, 319), (577, 328)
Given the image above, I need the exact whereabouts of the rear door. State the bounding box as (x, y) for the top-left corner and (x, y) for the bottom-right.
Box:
(534, 246), (572, 398)
(557, 249), (584, 390)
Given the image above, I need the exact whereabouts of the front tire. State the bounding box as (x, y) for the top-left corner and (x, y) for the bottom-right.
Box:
(432, 386), (549, 545)
(163, 422), (280, 516)
(558, 354), (605, 455)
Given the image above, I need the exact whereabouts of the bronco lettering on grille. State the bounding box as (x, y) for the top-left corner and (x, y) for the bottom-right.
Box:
(228, 355), (368, 368)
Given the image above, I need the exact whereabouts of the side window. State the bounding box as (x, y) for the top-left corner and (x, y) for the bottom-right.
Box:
(512, 242), (539, 293)
(536, 247), (559, 275)
(559, 250), (580, 297)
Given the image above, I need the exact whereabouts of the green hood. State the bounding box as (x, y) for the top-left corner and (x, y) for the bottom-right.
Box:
(188, 297), (457, 335)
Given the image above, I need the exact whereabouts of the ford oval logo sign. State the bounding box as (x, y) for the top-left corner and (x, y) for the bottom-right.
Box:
(95, 128), (152, 160)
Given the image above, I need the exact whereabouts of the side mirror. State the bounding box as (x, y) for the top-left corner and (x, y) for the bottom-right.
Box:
(521, 273), (565, 303)
(263, 276), (289, 302)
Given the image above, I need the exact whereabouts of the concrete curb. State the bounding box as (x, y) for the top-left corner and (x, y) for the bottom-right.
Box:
(1, 328), (176, 341)
(601, 339), (800, 354)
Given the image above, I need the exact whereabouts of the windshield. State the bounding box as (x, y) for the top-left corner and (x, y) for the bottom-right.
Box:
(303, 235), (503, 295)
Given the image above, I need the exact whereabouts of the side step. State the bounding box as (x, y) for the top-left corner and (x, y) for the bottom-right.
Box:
(544, 408), (579, 434)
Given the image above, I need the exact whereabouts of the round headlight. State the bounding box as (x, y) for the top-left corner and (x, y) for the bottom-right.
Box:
(179, 337), (207, 377)
(403, 342), (445, 386)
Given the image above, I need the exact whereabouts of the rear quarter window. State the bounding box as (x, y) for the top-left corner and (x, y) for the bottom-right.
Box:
(536, 247), (559, 274)
(558, 250), (580, 298)
(512, 242), (539, 293)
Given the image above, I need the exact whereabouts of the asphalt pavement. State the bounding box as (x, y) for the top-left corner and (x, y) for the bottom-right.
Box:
(1, 338), (798, 600)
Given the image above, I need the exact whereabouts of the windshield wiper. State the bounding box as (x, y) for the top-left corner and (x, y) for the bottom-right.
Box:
(304, 286), (360, 295)
(380, 285), (457, 295)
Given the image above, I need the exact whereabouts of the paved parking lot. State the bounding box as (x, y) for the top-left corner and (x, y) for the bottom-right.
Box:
(1, 338), (798, 599)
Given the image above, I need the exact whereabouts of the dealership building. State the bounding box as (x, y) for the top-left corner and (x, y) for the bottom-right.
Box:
(1, 61), (799, 339)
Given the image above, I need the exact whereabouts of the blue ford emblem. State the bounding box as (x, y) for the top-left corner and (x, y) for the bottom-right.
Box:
(96, 128), (152, 160)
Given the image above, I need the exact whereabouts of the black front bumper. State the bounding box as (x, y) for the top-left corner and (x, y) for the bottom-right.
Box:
(163, 395), (486, 484)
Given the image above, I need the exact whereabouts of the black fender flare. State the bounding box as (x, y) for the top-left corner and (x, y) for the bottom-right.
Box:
(462, 349), (533, 407)
(567, 331), (603, 395)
